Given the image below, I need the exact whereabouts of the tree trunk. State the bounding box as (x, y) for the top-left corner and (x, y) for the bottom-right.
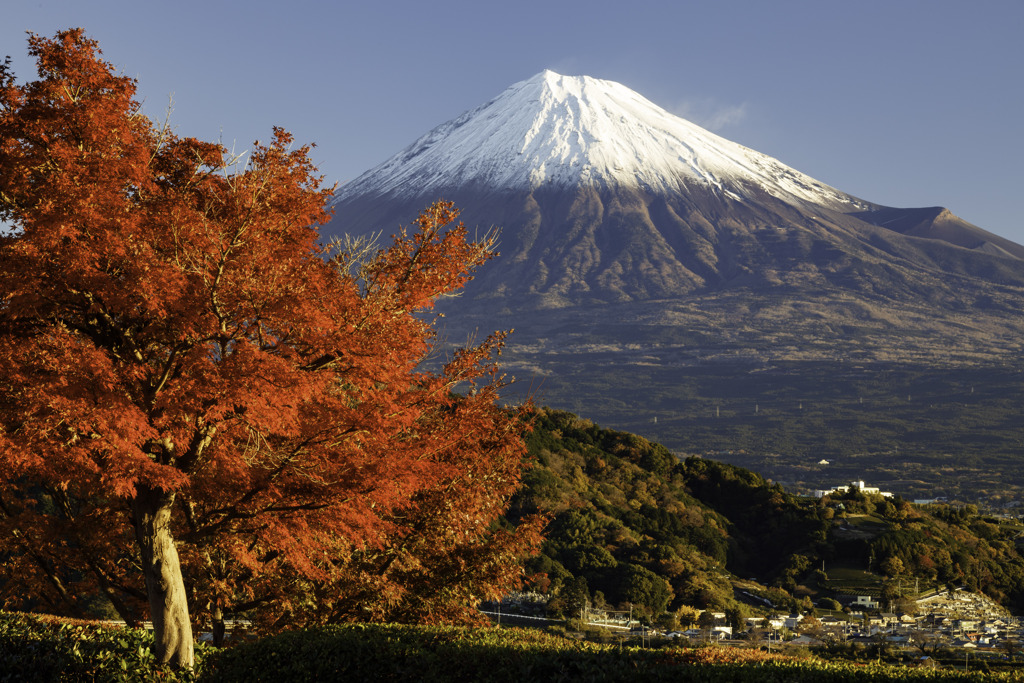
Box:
(131, 486), (194, 669)
(212, 605), (226, 647)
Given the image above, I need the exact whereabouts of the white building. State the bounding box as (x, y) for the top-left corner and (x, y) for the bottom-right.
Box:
(854, 595), (880, 610)
(815, 480), (892, 499)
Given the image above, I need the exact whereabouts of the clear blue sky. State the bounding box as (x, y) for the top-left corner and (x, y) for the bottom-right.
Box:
(4, 0), (1022, 243)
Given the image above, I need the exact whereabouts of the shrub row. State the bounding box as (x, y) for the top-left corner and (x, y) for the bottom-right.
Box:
(207, 623), (1018, 683)
(3, 614), (1021, 682)
(0, 612), (206, 682)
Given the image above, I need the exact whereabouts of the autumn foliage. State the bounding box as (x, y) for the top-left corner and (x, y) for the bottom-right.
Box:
(0, 29), (541, 668)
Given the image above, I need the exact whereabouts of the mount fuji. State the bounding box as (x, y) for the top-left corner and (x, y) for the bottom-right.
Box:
(329, 70), (1024, 311)
(326, 71), (1024, 484)
(335, 70), (862, 209)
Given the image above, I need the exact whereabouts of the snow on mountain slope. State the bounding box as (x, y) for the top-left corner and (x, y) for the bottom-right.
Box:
(334, 70), (867, 212)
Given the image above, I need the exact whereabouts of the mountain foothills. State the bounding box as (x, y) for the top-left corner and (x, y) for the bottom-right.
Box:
(327, 71), (1024, 502)
(510, 408), (1024, 621)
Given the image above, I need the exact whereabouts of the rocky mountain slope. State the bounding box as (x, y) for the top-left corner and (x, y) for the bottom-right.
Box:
(328, 70), (1024, 314)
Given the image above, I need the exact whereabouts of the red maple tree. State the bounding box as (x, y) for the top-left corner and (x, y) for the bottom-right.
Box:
(0, 30), (541, 668)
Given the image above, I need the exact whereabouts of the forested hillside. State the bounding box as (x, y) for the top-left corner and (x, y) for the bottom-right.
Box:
(509, 408), (1024, 619)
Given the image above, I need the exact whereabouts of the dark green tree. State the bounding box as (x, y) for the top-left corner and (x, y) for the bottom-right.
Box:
(563, 576), (591, 620)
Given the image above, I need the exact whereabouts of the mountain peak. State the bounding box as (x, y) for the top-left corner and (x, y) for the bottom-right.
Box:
(329, 73), (1024, 307)
(524, 69), (601, 99)
(334, 72), (865, 212)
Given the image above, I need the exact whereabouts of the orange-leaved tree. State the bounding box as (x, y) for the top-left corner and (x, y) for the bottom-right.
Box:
(0, 30), (541, 669)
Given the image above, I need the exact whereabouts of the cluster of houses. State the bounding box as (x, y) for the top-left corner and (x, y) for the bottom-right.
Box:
(683, 589), (1018, 654)
(487, 581), (1024, 660)
(488, 587), (1020, 658)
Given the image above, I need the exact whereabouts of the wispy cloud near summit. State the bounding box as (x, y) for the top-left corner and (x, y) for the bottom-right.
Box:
(669, 99), (749, 132)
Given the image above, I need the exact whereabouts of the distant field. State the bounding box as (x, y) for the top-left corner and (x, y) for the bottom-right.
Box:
(823, 564), (885, 597)
(504, 360), (1024, 506)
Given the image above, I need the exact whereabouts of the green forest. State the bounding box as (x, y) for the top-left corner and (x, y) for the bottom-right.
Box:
(507, 408), (1024, 621)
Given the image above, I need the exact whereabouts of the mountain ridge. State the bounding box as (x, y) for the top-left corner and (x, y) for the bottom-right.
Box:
(331, 182), (1024, 312)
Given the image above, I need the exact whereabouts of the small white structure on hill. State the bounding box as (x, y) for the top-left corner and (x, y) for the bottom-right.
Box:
(814, 480), (892, 499)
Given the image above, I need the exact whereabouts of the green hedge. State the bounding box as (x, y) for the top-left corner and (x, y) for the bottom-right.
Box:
(3, 614), (1021, 682)
(203, 623), (1022, 683)
(0, 612), (208, 682)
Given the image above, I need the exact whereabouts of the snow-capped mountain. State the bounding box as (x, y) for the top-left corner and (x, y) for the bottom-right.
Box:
(328, 70), (1024, 334)
(335, 70), (861, 212)
(329, 70), (1024, 313)
(327, 70), (1024, 487)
